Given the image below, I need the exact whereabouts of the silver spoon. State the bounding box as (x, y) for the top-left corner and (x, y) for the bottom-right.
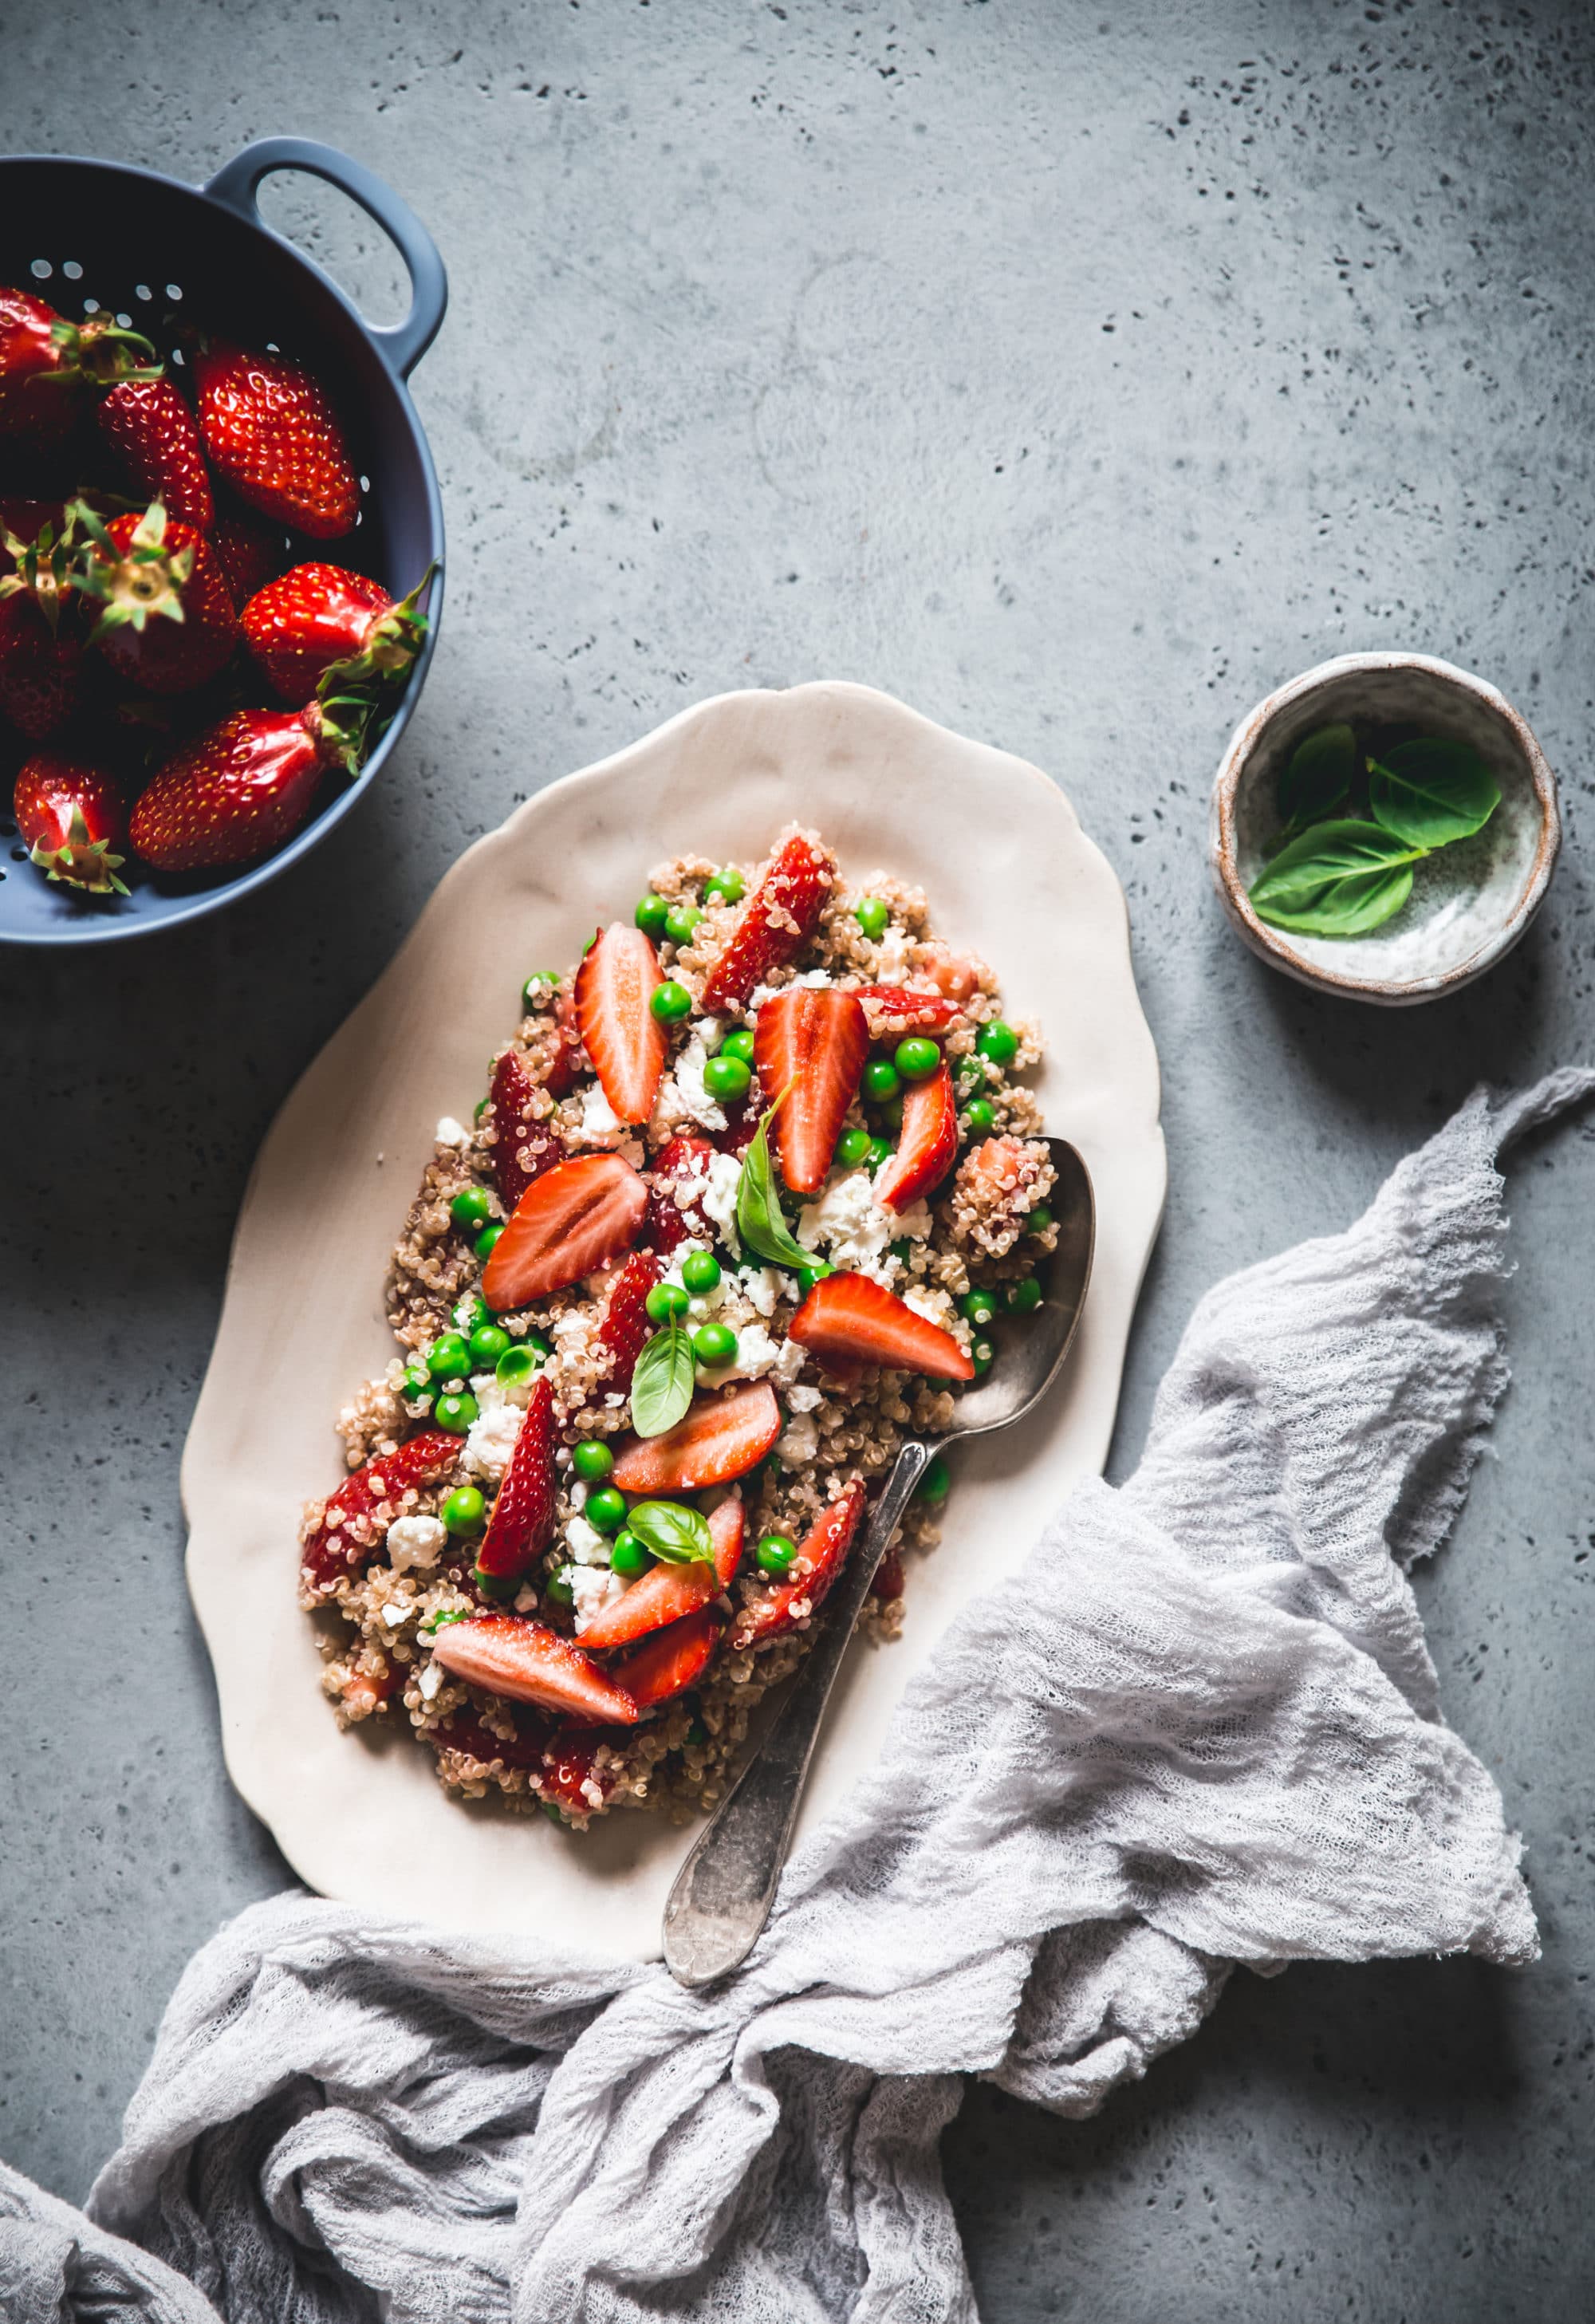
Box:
(663, 1136), (1096, 1988)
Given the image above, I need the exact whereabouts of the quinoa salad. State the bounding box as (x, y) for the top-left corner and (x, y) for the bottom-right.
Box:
(300, 826), (1059, 1826)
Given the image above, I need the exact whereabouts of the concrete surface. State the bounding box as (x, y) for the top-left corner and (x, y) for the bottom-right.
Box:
(2, 0), (1593, 2314)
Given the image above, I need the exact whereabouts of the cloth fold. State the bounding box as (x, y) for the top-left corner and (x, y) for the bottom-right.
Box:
(7, 1069), (1589, 2324)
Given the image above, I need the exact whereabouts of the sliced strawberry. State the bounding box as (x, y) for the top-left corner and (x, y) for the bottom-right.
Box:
(475, 1375), (555, 1582)
(595, 1251), (662, 1394)
(872, 1060), (958, 1212)
(430, 1614), (640, 1724)
(872, 1547), (905, 1601)
(578, 1495), (743, 1651)
(545, 991), (584, 1098)
(610, 1381), (782, 1493)
(644, 1133), (717, 1254)
(754, 987), (868, 1195)
(715, 1101), (762, 1159)
(482, 1152), (648, 1310)
(790, 1272), (975, 1380)
(538, 1727), (618, 1818)
(922, 946), (990, 1003)
(575, 922), (666, 1126)
(853, 986), (963, 1038)
(730, 1480), (867, 1649)
(699, 832), (835, 1013)
(611, 1605), (723, 1709)
(486, 1048), (560, 1211)
(431, 1708), (549, 1772)
(301, 1428), (461, 1594)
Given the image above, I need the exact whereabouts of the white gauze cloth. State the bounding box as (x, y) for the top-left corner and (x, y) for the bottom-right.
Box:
(6, 1069), (1589, 2324)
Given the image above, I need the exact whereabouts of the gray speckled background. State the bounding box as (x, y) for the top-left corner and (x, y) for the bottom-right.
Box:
(3, 1), (1593, 2314)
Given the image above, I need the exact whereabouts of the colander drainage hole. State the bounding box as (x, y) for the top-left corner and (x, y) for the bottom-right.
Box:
(135, 283), (152, 301)
(0, 820), (16, 837)
(10, 846), (27, 863)
(166, 282), (183, 300)
(62, 260), (82, 280)
(30, 258), (50, 279)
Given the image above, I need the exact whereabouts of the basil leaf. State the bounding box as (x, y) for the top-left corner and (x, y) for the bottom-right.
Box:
(1249, 818), (1425, 937)
(629, 1324), (697, 1438)
(1275, 722), (1357, 840)
(735, 1108), (813, 1272)
(1367, 739), (1500, 850)
(625, 1499), (715, 1566)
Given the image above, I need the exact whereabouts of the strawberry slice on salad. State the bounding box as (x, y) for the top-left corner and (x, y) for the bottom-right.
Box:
(790, 1272), (975, 1380)
(872, 1059), (957, 1212)
(644, 1132), (718, 1253)
(753, 986), (868, 1195)
(538, 1727), (617, 1819)
(699, 831), (834, 1014)
(610, 1381), (782, 1493)
(729, 1480), (867, 1648)
(301, 1428), (462, 1595)
(594, 1251), (663, 1394)
(486, 1047), (560, 1211)
(473, 1374), (555, 1585)
(482, 1152), (649, 1309)
(430, 1615), (640, 1725)
(575, 922), (667, 1125)
(853, 987), (963, 1038)
(577, 1494), (744, 1651)
(611, 1605), (724, 1709)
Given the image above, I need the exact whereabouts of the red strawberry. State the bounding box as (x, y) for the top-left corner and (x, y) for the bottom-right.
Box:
(241, 561), (432, 706)
(482, 1152), (649, 1310)
(610, 1605), (723, 1709)
(98, 377), (215, 530)
(790, 1272), (975, 1380)
(753, 986), (868, 1194)
(475, 1374), (556, 1584)
(959, 1134), (1047, 1214)
(431, 1708), (549, 1772)
(872, 1060), (957, 1212)
(595, 1251), (663, 1394)
(729, 1480), (867, 1649)
(128, 698), (364, 872)
(74, 502), (237, 695)
(14, 753), (128, 896)
(542, 988), (585, 1100)
(644, 1132), (718, 1253)
(538, 1727), (616, 1819)
(922, 946), (989, 1003)
(853, 986), (963, 1038)
(339, 1648), (401, 1719)
(715, 1101), (762, 1159)
(610, 1381), (782, 1494)
(0, 510), (83, 739)
(193, 337), (359, 538)
(300, 1428), (461, 1594)
(0, 287), (157, 447)
(486, 1047), (560, 1211)
(872, 1547), (904, 1601)
(699, 831), (836, 1013)
(577, 1494), (743, 1652)
(209, 513), (282, 606)
(429, 1615), (640, 1725)
(575, 922), (667, 1126)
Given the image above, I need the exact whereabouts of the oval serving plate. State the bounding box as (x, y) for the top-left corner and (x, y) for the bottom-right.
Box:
(183, 680), (1167, 1957)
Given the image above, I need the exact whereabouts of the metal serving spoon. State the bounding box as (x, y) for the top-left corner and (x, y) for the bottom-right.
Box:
(663, 1136), (1096, 1988)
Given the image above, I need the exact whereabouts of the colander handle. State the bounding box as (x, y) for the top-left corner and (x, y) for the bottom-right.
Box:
(204, 137), (447, 378)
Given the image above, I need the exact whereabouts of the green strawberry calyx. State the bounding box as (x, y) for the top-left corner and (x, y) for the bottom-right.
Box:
(72, 498), (195, 639)
(30, 805), (130, 897)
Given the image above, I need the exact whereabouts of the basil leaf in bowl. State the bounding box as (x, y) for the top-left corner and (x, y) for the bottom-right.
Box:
(1367, 739), (1501, 850)
(1249, 819), (1426, 937)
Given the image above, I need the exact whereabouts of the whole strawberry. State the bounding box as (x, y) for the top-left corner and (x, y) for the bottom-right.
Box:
(0, 510), (84, 739)
(73, 499), (238, 695)
(192, 337), (358, 538)
(241, 561), (433, 705)
(129, 696), (367, 872)
(208, 513), (282, 606)
(14, 752), (129, 895)
(98, 376), (214, 530)
(0, 286), (159, 447)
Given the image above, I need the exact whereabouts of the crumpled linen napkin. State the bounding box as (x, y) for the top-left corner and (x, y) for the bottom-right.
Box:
(6, 1069), (1589, 2324)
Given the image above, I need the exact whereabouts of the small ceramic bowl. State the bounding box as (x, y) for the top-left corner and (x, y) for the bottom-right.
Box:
(1209, 652), (1560, 1005)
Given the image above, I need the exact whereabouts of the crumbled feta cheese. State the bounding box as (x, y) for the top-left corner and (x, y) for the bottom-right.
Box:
(786, 1381), (822, 1412)
(574, 1081), (625, 1147)
(776, 1412), (819, 1463)
(698, 1321), (783, 1385)
(903, 1283), (958, 1329)
(435, 1116), (472, 1148)
(514, 1582), (539, 1613)
(872, 928), (913, 980)
(564, 1515), (609, 1566)
(418, 1660), (445, 1702)
(741, 1266), (783, 1318)
(894, 1198), (933, 1242)
(773, 1337), (805, 1385)
(569, 1565), (627, 1634)
(378, 1601), (411, 1628)
(569, 1477), (589, 1511)
(797, 1168), (895, 1274)
(699, 1150), (745, 1255)
(669, 1033), (728, 1131)
(386, 1513), (447, 1572)
(463, 1389), (524, 1483)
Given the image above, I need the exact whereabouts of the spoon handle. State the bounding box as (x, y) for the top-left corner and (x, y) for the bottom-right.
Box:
(662, 1437), (936, 1988)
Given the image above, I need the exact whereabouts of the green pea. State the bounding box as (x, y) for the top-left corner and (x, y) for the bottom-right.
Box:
(469, 1323), (512, 1367)
(855, 896), (890, 941)
(665, 903), (703, 946)
(1026, 1204), (1054, 1236)
(609, 1529), (649, 1577)
(572, 1440), (614, 1483)
(442, 1485), (486, 1536)
(647, 1282), (691, 1324)
(651, 979), (693, 1024)
(585, 1486), (628, 1534)
(475, 1222), (505, 1262)
(521, 971), (558, 1010)
(684, 1718), (709, 1747)
(795, 1263), (832, 1298)
(889, 1239), (914, 1264)
(496, 1341), (544, 1388)
(955, 1054), (986, 1097)
(452, 1293), (490, 1333)
(704, 869), (745, 904)
(435, 1391), (479, 1433)
(916, 1452), (951, 1504)
(474, 1097), (488, 1125)
(962, 1099), (996, 1136)
(836, 1126), (872, 1169)
(865, 1136), (892, 1174)
(719, 1026), (756, 1064)
(703, 1054), (751, 1102)
(895, 1036), (940, 1081)
(427, 1333), (472, 1383)
(877, 1096), (904, 1132)
(1005, 1277), (1044, 1316)
(756, 1532), (798, 1576)
(545, 1566), (575, 1607)
(473, 1565), (518, 1601)
(451, 1185), (492, 1232)
(635, 892), (670, 938)
(970, 1337), (995, 1377)
(682, 1249), (722, 1294)
(976, 1019), (1018, 1065)
(693, 1321), (739, 1368)
(960, 1288), (998, 1326)
(863, 1058), (901, 1103)
(402, 1366), (435, 1405)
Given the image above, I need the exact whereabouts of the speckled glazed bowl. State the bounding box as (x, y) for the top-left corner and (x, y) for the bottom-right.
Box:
(1209, 652), (1560, 1005)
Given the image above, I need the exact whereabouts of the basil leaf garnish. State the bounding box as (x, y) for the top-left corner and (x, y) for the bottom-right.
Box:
(625, 1499), (715, 1566)
(629, 1323), (697, 1439)
(1367, 739), (1500, 851)
(1274, 722), (1357, 845)
(735, 1105), (813, 1272)
(1249, 818), (1425, 937)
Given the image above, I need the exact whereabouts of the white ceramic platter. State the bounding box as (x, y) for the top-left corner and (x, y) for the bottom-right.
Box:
(184, 681), (1166, 1958)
